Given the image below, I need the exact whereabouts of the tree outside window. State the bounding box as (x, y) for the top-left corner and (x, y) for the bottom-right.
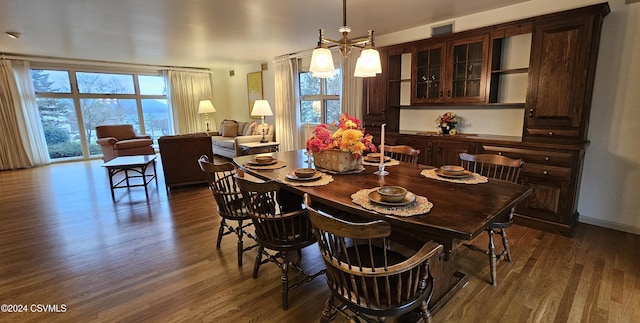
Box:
(299, 69), (341, 125)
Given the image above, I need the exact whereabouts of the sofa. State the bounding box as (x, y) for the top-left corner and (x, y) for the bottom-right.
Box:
(158, 133), (214, 189)
(210, 120), (274, 158)
(95, 124), (155, 162)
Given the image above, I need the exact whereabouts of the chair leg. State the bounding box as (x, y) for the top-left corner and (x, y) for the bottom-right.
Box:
(281, 251), (289, 310)
(499, 228), (512, 263)
(488, 229), (498, 286)
(320, 295), (337, 323)
(237, 220), (244, 267)
(253, 246), (264, 279)
(418, 300), (432, 323)
(216, 218), (226, 248)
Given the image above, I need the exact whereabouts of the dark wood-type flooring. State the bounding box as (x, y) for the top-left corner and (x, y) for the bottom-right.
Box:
(0, 156), (638, 322)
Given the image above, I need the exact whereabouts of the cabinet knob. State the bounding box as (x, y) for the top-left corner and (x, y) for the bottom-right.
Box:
(542, 170), (548, 175)
(447, 90), (451, 98)
(529, 107), (534, 118)
(544, 156), (550, 161)
(439, 91), (443, 99)
(548, 132), (554, 136)
(498, 152), (502, 156)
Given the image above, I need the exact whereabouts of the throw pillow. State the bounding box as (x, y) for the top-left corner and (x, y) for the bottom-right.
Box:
(244, 121), (258, 136)
(221, 123), (238, 137)
(219, 119), (237, 134)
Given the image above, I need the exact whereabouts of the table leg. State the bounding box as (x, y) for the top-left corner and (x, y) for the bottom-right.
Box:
(107, 168), (115, 200)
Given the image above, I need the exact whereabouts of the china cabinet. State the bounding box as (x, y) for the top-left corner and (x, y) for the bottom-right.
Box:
(361, 3), (609, 235)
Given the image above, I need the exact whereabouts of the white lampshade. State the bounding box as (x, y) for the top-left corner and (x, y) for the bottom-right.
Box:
(198, 100), (216, 114)
(251, 100), (273, 124)
(309, 47), (335, 78)
(354, 48), (382, 77)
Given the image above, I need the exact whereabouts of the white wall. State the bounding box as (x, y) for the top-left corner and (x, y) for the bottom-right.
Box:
(219, 0), (640, 234)
(211, 63), (276, 129)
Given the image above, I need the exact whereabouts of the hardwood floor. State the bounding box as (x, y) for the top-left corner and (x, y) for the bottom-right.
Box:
(0, 157), (638, 322)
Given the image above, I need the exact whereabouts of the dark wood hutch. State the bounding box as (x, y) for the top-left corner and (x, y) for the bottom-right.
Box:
(362, 3), (610, 236)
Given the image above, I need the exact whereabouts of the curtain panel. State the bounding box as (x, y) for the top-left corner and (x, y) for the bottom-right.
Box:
(274, 58), (299, 152)
(0, 60), (49, 170)
(165, 70), (213, 134)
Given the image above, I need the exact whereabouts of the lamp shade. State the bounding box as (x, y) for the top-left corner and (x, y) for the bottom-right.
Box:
(251, 100), (273, 117)
(354, 48), (382, 77)
(198, 100), (216, 114)
(309, 47), (335, 78)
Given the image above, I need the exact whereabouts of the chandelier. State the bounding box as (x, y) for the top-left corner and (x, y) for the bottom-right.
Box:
(309, 0), (382, 78)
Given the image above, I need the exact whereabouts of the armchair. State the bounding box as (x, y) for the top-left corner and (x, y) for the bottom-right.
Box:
(96, 124), (155, 162)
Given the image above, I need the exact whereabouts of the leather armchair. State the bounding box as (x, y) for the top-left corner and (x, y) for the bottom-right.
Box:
(158, 133), (214, 189)
(96, 124), (155, 162)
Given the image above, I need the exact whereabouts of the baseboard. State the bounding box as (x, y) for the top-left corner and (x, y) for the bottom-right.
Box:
(579, 215), (640, 235)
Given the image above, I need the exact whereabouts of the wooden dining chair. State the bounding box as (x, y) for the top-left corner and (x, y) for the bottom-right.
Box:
(459, 152), (524, 286)
(382, 145), (421, 164)
(303, 193), (443, 323)
(235, 176), (325, 310)
(198, 156), (257, 267)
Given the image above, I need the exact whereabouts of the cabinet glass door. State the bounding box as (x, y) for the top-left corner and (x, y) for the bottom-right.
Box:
(452, 41), (483, 97)
(413, 43), (444, 104)
(445, 34), (489, 103)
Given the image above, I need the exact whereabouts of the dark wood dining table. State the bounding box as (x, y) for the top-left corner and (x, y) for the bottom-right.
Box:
(234, 149), (532, 313)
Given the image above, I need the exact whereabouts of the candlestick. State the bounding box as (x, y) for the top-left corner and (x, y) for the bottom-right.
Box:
(306, 123), (311, 142)
(374, 124), (388, 175)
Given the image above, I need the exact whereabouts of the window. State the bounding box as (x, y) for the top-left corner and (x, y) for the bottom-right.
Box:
(32, 69), (170, 160)
(299, 69), (341, 125)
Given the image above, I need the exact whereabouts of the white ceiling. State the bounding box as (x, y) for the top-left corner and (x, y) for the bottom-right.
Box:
(0, 0), (530, 69)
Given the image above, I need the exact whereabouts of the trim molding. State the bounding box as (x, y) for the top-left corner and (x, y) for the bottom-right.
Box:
(579, 216), (640, 235)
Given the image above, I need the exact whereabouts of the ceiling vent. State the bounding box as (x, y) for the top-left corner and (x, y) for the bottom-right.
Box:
(432, 22), (454, 37)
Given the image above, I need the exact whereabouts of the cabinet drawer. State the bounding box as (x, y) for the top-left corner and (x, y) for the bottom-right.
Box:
(521, 164), (571, 181)
(482, 145), (573, 167)
(525, 128), (580, 140)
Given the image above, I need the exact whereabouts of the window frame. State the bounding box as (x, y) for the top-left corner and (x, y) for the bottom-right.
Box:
(31, 64), (169, 161)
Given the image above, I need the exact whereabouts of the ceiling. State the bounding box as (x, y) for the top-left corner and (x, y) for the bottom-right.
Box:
(0, 0), (530, 69)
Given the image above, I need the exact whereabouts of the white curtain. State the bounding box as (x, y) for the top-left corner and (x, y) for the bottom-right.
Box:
(165, 70), (213, 134)
(342, 48), (363, 120)
(0, 60), (49, 170)
(274, 58), (300, 151)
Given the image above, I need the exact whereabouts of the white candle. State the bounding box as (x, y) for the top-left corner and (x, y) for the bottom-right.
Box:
(380, 124), (386, 164)
(306, 122), (311, 142)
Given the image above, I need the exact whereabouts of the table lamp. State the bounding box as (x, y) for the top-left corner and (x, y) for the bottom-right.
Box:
(251, 100), (273, 143)
(198, 100), (216, 131)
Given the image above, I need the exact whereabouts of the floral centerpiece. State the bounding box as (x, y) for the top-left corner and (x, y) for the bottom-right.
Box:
(307, 113), (376, 173)
(435, 112), (459, 135)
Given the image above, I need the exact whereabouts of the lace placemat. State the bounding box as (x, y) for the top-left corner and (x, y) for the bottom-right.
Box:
(243, 161), (287, 170)
(316, 166), (366, 175)
(362, 159), (400, 167)
(420, 169), (488, 184)
(351, 187), (433, 217)
(277, 173), (334, 186)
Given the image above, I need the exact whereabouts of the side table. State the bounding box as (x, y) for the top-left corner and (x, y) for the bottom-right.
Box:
(102, 155), (158, 200)
(239, 141), (280, 155)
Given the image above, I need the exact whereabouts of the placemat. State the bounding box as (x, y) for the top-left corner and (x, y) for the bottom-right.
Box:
(243, 161), (287, 170)
(420, 169), (488, 184)
(277, 173), (334, 187)
(362, 159), (400, 167)
(351, 187), (433, 217)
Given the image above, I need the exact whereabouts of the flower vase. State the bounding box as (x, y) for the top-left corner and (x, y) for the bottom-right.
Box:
(314, 149), (362, 173)
(441, 126), (451, 135)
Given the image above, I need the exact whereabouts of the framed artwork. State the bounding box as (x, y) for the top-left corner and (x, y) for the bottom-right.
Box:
(247, 71), (263, 118)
